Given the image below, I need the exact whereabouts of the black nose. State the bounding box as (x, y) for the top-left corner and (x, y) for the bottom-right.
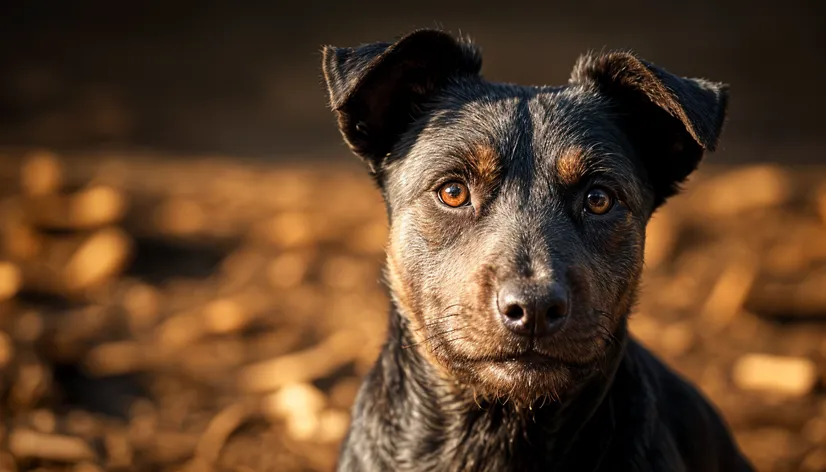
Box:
(497, 280), (569, 337)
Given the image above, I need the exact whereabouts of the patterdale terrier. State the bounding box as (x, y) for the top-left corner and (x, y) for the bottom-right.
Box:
(321, 29), (754, 472)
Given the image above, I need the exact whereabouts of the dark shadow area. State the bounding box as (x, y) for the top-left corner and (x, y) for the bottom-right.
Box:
(124, 236), (234, 283)
(52, 363), (146, 419)
(1, 0), (824, 164)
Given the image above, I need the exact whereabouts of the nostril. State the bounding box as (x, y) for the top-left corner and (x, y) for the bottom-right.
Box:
(503, 304), (525, 321)
(497, 280), (570, 336)
(546, 300), (568, 320)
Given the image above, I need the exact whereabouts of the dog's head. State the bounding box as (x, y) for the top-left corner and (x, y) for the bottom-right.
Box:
(322, 30), (728, 403)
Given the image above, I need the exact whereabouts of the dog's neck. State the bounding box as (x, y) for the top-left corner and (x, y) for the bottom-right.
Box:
(340, 308), (657, 471)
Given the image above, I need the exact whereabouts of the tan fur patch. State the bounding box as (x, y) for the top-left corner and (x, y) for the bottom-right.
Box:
(386, 246), (452, 373)
(386, 253), (415, 320)
(385, 225), (424, 332)
(555, 147), (586, 186)
(467, 144), (501, 184)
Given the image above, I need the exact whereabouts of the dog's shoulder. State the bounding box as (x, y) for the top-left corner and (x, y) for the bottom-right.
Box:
(625, 339), (754, 472)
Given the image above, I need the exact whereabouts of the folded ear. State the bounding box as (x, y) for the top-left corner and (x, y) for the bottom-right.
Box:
(570, 51), (729, 208)
(322, 29), (482, 174)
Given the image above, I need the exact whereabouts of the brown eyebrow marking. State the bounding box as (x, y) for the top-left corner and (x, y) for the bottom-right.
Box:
(555, 147), (587, 186)
(465, 143), (501, 184)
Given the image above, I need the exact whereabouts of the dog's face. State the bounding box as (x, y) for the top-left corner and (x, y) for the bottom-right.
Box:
(322, 31), (728, 403)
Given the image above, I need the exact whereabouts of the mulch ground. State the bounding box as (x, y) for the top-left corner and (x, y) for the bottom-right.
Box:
(0, 150), (824, 472)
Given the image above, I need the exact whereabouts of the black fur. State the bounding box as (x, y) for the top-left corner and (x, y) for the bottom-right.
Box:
(321, 29), (753, 472)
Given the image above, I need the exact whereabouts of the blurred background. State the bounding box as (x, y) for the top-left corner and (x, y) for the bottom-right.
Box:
(0, 1), (824, 471)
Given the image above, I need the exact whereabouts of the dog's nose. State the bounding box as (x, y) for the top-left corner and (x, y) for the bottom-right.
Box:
(497, 281), (569, 337)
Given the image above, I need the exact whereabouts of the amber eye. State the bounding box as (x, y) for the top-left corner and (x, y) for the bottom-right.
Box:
(584, 187), (614, 215)
(438, 181), (471, 208)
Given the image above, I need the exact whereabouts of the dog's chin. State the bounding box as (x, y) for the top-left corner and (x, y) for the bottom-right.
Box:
(449, 352), (600, 405)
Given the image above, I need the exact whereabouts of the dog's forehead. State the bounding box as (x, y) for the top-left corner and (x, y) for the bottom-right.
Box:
(391, 81), (638, 192)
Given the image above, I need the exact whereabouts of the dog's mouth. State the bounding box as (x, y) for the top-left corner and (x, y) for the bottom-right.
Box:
(496, 349), (564, 370)
(470, 342), (596, 369)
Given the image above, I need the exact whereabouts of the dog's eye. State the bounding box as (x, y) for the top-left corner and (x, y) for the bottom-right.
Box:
(584, 187), (614, 215)
(438, 181), (471, 208)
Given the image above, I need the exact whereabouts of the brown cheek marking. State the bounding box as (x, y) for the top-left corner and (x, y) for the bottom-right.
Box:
(556, 147), (586, 186)
(467, 144), (501, 185)
(386, 246), (422, 327)
(387, 246), (457, 377)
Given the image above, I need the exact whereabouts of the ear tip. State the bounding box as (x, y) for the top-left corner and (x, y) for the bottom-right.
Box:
(570, 49), (645, 84)
(321, 45), (348, 70)
(396, 28), (483, 74)
(321, 45), (355, 110)
(705, 82), (730, 152)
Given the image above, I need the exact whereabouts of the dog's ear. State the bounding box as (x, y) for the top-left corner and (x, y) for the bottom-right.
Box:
(322, 29), (482, 174)
(570, 51), (729, 208)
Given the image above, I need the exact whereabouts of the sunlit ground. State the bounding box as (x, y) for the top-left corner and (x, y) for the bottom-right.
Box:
(0, 150), (824, 471)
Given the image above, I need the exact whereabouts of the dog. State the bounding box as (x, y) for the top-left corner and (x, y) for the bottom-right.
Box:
(321, 29), (754, 472)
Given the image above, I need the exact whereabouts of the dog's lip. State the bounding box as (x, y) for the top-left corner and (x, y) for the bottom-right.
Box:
(469, 345), (596, 368)
(507, 349), (556, 363)
(475, 348), (556, 365)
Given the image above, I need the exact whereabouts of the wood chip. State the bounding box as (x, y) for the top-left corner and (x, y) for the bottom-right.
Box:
(266, 251), (312, 289)
(104, 428), (133, 469)
(0, 217), (41, 260)
(0, 331), (13, 368)
(202, 298), (249, 334)
(123, 282), (161, 333)
(64, 410), (101, 439)
(8, 428), (97, 462)
(149, 431), (199, 464)
(84, 341), (145, 376)
(644, 209), (677, 270)
(19, 185), (127, 230)
(13, 227), (132, 295)
(192, 402), (253, 465)
(29, 409), (57, 433)
(689, 164), (792, 218)
(21, 150), (63, 196)
(262, 383), (327, 422)
(701, 255), (758, 331)
(733, 353), (817, 397)
(0, 261), (21, 300)
(153, 198), (206, 236)
(315, 409), (350, 444)
(9, 360), (50, 409)
(239, 331), (364, 393)
(659, 321), (695, 357)
(64, 227), (132, 292)
(156, 311), (205, 353)
(255, 212), (314, 248)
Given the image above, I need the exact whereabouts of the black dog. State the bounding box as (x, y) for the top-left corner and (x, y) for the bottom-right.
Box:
(321, 29), (754, 472)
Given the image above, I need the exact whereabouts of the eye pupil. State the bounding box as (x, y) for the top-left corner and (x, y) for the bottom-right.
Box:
(438, 182), (470, 207)
(585, 188), (613, 215)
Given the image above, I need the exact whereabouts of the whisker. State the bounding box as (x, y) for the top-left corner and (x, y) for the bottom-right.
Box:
(429, 335), (468, 355)
(411, 304), (468, 332)
(413, 312), (462, 332)
(441, 303), (469, 313)
(401, 328), (460, 349)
